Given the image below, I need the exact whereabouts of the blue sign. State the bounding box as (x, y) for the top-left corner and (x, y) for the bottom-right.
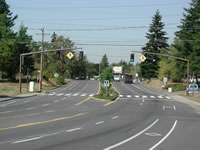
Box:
(189, 84), (199, 93)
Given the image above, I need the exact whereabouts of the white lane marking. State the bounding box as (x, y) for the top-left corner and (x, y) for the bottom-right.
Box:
(80, 94), (87, 97)
(149, 120), (178, 150)
(173, 105), (176, 111)
(0, 101), (17, 107)
(165, 96), (171, 99)
(12, 136), (42, 144)
(66, 127), (82, 132)
(140, 103), (143, 106)
(119, 95), (124, 98)
(150, 96), (155, 98)
(145, 133), (162, 137)
(163, 105), (165, 111)
(112, 116), (119, 119)
(62, 97), (66, 100)
(143, 96), (147, 98)
(96, 121), (104, 125)
(135, 95), (140, 98)
(42, 103), (50, 107)
(89, 94), (94, 97)
(26, 107), (35, 110)
(65, 93), (72, 96)
(54, 100), (59, 103)
(0, 111), (13, 114)
(127, 95), (132, 98)
(158, 95), (163, 99)
(72, 93), (79, 96)
(57, 93), (64, 96)
(104, 119), (159, 150)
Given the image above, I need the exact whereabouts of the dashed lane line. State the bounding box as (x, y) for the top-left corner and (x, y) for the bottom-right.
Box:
(12, 136), (42, 144)
(0, 111), (13, 114)
(112, 116), (119, 119)
(95, 121), (104, 125)
(66, 127), (82, 132)
(0, 113), (40, 120)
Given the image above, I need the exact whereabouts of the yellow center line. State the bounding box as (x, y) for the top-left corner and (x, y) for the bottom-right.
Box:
(0, 113), (40, 120)
(46, 110), (55, 113)
(0, 112), (88, 131)
(103, 86), (121, 107)
(75, 81), (101, 106)
(75, 97), (92, 106)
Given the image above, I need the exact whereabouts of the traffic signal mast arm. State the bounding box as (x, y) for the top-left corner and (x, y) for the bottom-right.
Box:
(132, 50), (190, 96)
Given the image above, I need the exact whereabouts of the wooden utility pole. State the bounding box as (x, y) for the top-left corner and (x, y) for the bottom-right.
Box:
(132, 50), (190, 96)
(39, 28), (44, 92)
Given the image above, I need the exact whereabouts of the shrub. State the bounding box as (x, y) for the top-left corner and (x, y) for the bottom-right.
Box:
(165, 84), (186, 91)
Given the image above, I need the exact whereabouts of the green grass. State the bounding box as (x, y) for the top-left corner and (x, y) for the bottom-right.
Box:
(165, 84), (186, 92)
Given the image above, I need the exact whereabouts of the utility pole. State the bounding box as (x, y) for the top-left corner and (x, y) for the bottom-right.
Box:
(61, 41), (64, 76)
(39, 28), (44, 92)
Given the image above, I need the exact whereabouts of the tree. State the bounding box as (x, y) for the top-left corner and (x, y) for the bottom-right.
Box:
(140, 10), (169, 79)
(15, 25), (34, 77)
(100, 54), (109, 73)
(173, 0), (200, 84)
(0, 0), (17, 79)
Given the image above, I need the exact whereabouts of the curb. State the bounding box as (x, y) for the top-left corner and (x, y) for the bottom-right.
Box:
(0, 94), (38, 103)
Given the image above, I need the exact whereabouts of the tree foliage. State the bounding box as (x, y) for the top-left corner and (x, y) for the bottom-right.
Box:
(173, 0), (200, 83)
(140, 10), (169, 79)
(100, 54), (109, 73)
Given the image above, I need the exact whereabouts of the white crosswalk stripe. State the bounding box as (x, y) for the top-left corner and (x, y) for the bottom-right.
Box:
(89, 94), (95, 97)
(72, 93), (79, 96)
(127, 95), (132, 98)
(57, 93), (64, 96)
(143, 96), (147, 98)
(165, 96), (171, 99)
(65, 93), (72, 96)
(135, 95), (140, 98)
(158, 95), (163, 99)
(119, 95), (124, 98)
(150, 96), (155, 98)
(80, 94), (87, 96)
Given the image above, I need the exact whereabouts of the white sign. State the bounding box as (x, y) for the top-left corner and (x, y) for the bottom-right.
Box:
(29, 81), (34, 92)
(54, 73), (59, 78)
(112, 66), (122, 74)
(104, 80), (110, 87)
(135, 73), (138, 77)
(163, 77), (168, 83)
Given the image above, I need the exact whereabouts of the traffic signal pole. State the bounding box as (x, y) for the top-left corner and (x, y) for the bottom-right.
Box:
(132, 50), (190, 96)
(19, 48), (82, 94)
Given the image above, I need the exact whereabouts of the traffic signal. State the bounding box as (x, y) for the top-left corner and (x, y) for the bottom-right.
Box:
(56, 51), (60, 60)
(130, 53), (134, 62)
(80, 51), (84, 60)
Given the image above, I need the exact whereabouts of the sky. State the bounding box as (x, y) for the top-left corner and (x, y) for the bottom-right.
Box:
(7, 0), (190, 64)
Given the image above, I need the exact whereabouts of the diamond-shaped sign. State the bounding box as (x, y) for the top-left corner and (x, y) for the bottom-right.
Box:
(66, 52), (74, 59)
(140, 55), (146, 62)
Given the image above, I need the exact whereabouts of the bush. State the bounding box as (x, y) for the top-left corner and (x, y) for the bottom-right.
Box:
(55, 76), (64, 85)
(165, 84), (186, 91)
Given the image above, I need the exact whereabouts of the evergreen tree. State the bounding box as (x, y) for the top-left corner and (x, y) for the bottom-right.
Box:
(140, 10), (168, 79)
(0, 0), (17, 79)
(100, 54), (109, 73)
(15, 25), (34, 77)
(174, 0), (200, 83)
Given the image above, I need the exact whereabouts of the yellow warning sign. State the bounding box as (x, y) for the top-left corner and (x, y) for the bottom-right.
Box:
(140, 55), (146, 62)
(66, 52), (74, 59)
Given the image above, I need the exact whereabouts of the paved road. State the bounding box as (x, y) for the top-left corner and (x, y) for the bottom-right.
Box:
(0, 80), (199, 150)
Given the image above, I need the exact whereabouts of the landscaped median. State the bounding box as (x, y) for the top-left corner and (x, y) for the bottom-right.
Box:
(93, 83), (120, 101)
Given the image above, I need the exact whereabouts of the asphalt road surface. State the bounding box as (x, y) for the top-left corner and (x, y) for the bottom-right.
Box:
(0, 80), (200, 150)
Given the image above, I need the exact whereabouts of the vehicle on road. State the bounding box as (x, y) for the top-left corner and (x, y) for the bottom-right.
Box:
(124, 73), (134, 84)
(114, 75), (121, 82)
